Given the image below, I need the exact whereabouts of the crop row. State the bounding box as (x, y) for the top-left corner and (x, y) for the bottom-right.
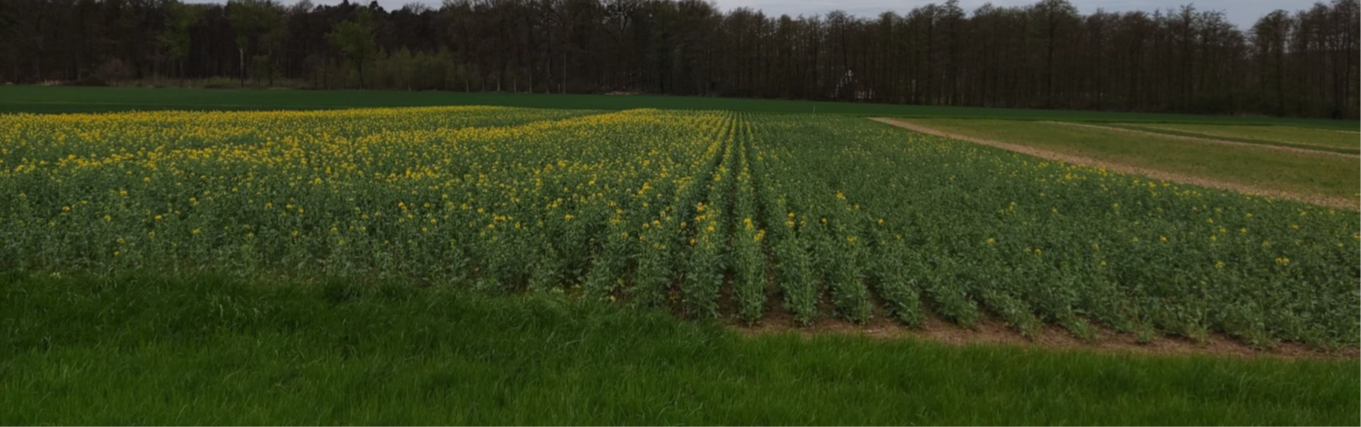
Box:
(742, 115), (1358, 347)
(1, 107), (1355, 347)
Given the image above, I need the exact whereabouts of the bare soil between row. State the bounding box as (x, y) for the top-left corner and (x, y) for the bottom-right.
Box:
(726, 301), (1358, 360)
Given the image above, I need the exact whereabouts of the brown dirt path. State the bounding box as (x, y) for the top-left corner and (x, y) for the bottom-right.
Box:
(1047, 121), (1358, 158)
(869, 117), (1357, 210)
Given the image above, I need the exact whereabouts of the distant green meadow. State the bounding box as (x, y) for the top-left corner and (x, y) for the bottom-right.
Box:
(1106, 122), (1361, 154)
(910, 118), (1360, 201)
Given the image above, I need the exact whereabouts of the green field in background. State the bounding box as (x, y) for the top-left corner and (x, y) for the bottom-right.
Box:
(908, 118), (1361, 201)
(1105, 122), (1361, 153)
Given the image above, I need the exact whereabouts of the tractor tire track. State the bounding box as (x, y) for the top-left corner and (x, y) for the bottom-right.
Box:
(1046, 121), (1357, 158)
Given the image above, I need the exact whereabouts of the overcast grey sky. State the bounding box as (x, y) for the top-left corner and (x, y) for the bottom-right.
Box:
(189, 0), (1305, 29)
(719, 0), (1288, 28)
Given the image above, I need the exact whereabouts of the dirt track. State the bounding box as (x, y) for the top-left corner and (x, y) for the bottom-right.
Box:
(869, 117), (1357, 210)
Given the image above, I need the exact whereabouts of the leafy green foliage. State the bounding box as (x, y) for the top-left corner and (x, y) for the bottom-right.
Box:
(750, 115), (1358, 347)
(1, 107), (1356, 348)
(327, 10), (378, 89)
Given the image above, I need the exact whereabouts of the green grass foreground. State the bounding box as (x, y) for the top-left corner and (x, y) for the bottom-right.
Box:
(2, 85), (1355, 130)
(0, 273), (1356, 425)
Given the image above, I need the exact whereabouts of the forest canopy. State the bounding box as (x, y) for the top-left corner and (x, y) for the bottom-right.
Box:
(0, 0), (1356, 118)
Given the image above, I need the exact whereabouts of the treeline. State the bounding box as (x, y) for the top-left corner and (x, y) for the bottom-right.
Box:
(1, 0), (1357, 118)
